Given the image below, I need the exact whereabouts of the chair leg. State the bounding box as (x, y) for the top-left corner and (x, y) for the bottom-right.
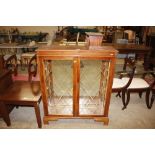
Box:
(146, 89), (150, 109)
(0, 102), (11, 126)
(122, 90), (130, 110)
(150, 93), (155, 108)
(146, 89), (154, 109)
(139, 92), (143, 98)
(116, 92), (121, 98)
(121, 90), (126, 110)
(16, 106), (19, 109)
(34, 103), (42, 128)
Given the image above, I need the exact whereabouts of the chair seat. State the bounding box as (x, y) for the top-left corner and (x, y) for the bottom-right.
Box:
(112, 78), (128, 89)
(122, 77), (149, 89)
(113, 77), (150, 89)
(12, 74), (40, 81)
(31, 75), (40, 81)
(12, 74), (28, 81)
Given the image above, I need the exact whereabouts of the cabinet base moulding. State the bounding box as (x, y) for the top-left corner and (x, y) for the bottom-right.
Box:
(43, 116), (109, 126)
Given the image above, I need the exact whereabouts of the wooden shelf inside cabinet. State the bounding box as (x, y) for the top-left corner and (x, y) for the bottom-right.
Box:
(37, 45), (118, 125)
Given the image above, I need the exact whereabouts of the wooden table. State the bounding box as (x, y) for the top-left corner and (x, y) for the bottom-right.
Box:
(0, 70), (14, 126)
(104, 43), (152, 70)
(0, 73), (42, 128)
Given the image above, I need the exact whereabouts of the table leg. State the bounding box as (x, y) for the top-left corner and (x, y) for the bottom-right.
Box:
(0, 102), (11, 126)
(34, 102), (42, 128)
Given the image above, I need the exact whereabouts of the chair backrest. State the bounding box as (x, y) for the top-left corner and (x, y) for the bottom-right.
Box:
(28, 54), (37, 82)
(123, 57), (136, 71)
(4, 54), (38, 82)
(121, 57), (136, 88)
(4, 54), (18, 76)
(143, 73), (155, 89)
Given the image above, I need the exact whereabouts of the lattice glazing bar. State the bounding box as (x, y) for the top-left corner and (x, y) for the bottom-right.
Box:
(79, 60), (110, 115)
(44, 60), (73, 115)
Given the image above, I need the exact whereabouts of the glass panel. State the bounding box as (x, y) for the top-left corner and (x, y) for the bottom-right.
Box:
(44, 60), (73, 115)
(79, 60), (110, 115)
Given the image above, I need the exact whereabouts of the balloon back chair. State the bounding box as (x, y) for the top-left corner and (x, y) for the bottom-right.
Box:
(121, 57), (155, 109)
(112, 57), (136, 110)
(4, 54), (39, 82)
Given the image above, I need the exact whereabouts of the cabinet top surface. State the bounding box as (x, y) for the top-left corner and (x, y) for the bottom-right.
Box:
(37, 44), (116, 51)
(37, 45), (118, 57)
(37, 45), (118, 53)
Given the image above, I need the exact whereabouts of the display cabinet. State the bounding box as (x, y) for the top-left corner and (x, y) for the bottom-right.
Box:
(37, 45), (117, 125)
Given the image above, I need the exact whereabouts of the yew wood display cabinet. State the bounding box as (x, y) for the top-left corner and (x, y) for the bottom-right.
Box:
(37, 45), (117, 125)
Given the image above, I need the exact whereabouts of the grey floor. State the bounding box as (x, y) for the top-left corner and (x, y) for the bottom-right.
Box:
(0, 93), (155, 129)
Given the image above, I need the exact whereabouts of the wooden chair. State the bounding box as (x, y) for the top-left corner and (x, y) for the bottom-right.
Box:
(21, 52), (35, 70)
(122, 58), (155, 109)
(0, 70), (14, 126)
(112, 57), (136, 110)
(4, 54), (38, 81)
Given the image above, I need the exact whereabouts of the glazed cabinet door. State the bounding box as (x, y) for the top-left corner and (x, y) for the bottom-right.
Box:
(42, 59), (74, 116)
(79, 59), (112, 116)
